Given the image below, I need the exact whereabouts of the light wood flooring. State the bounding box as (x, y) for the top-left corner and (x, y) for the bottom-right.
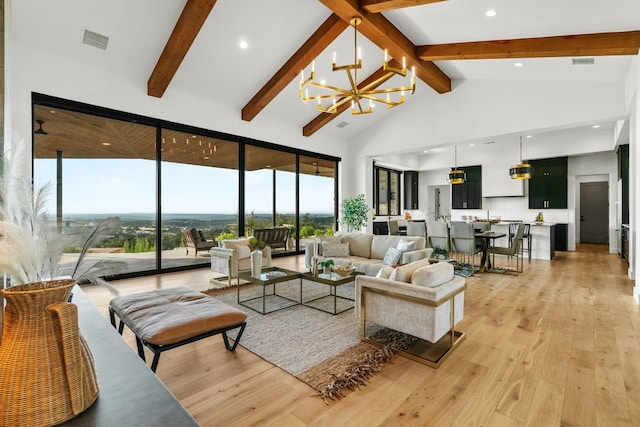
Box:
(83, 245), (639, 426)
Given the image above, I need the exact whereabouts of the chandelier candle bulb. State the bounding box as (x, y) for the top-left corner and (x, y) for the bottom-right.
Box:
(384, 49), (388, 62)
(311, 60), (315, 73)
(403, 57), (406, 70)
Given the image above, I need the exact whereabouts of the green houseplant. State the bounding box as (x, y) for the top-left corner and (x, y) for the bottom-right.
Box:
(340, 194), (370, 232)
(431, 246), (449, 260)
(317, 259), (334, 274)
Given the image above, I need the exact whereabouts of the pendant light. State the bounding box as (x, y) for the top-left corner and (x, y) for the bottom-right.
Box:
(509, 136), (533, 180)
(447, 146), (466, 185)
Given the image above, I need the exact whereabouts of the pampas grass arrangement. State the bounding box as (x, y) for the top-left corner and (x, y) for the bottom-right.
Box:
(0, 136), (124, 288)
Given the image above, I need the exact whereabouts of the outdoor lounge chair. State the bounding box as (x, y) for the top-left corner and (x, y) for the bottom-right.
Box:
(181, 227), (217, 257)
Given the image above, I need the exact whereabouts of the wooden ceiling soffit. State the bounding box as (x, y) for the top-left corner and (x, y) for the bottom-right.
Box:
(319, 0), (451, 94)
(416, 30), (640, 61)
(360, 0), (445, 14)
(302, 59), (401, 137)
(241, 14), (348, 122)
(147, 0), (218, 98)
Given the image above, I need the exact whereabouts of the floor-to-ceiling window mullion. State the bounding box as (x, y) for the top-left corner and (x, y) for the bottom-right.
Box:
(272, 169), (277, 227)
(239, 142), (246, 236)
(155, 126), (162, 272)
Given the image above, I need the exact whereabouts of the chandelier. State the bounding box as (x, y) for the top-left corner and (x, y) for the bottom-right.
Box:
(299, 17), (415, 115)
(447, 146), (466, 185)
(509, 136), (533, 180)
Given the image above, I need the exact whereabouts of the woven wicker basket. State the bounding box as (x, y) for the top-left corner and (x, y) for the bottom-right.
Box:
(0, 279), (99, 426)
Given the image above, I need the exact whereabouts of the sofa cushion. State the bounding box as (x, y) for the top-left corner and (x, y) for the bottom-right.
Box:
(322, 241), (350, 257)
(411, 262), (454, 288)
(340, 233), (373, 258)
(389, 258), (433, 283)
(236, 245), (251, 259)
(397, 239), (417, 253)
(383, 247), (402, 266)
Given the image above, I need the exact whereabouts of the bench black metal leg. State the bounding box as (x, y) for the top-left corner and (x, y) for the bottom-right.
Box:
(135, 336), (146, 361)
(150, 352), (161, 372)
(222, 322), (246, 351)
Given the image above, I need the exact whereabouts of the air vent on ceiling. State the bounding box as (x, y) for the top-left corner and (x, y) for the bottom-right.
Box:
(572, 57), (595, 65)
(336, 121), (349, 128)
(82, 29), (109, 50)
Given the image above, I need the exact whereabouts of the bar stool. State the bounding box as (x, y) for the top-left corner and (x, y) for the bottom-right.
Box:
(509, 223), (531, 261)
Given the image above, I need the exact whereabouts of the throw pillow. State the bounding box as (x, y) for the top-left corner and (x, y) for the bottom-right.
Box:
(322, 242), (350, 257)
(397, 239), (417, 253)
(390, 258), (433, 283)
(198, 230), (207, 242)
(383, 247), (403, 266)
(376, 266), (395, 279)
(411, 262), (454, 288)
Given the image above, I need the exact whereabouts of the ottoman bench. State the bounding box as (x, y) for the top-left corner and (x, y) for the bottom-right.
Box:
(109, 286), (247, 372)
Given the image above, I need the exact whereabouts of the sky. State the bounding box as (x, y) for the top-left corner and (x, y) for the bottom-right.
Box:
(34, 158), (335, 215)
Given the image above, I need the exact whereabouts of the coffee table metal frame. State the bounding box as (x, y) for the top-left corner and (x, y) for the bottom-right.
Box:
(301, 271), (362, 315)
(237, 267), (302, 314)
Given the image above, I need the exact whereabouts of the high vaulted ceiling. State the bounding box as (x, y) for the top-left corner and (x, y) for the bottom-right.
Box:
(14, 0), (640, 143)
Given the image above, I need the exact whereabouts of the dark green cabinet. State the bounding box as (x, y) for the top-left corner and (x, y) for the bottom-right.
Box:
(452, 165), (482, 209)
(528, 157), (567, 209)
(404, 171), (419, 210)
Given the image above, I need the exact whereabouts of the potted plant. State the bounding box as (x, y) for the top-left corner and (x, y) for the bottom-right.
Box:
(340, 194), (370, 232)
(317, 259), (334, 274)
(248, 237), (266, 251)
(431, 246), (449, 260)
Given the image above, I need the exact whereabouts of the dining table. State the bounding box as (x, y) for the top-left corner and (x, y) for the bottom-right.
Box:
(474, 231), (507, 272)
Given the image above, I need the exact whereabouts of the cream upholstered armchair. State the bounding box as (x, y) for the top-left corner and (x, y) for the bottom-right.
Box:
(356, 259), (465, 368)
(209, 237), (272, 287)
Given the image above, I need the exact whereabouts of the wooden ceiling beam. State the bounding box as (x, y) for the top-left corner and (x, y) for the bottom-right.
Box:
(360, 0), (445, 14)
(302, 59), (401, 137)
(416, 30), (640, 61)
(319, 0), (451, 94)
(241, 14), (348, 122)
(147, 0), (218, 98)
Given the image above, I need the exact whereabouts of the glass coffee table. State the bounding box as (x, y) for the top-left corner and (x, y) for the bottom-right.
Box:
(301, 270), (363, 315)
(237, 267), (302, 314)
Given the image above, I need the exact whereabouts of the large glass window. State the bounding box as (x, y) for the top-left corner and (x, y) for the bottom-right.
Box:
(31, 94), (340, 277)
(375, 166), (401, 216)
(33, 105), (157, 275)
(160, 130), (238, 268)
(299, 155), (336, 246)
(245, 145), (297, 252)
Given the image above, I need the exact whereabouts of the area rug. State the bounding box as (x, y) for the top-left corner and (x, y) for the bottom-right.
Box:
(203, 280), (408, 401)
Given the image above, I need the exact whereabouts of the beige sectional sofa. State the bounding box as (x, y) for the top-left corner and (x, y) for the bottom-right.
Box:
(305, 232), (433, 276)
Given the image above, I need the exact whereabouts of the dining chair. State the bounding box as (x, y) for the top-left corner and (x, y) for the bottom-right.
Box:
(488, 223), (525, 274)
(509, 223), (532, 261)
(406, 220), (427, 237)
(450, 221), (482, 270)
(426, 221), (449, 253)
(388, 220), (400, 235)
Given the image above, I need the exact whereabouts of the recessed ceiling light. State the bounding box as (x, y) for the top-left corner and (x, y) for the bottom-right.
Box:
(526, 135), (533, 138)
(514, 62), (524, 68)
(102, 142), (111, 146)
(469, 143), (475, 147)
(239, 40), (248, 49)
(485, 10), (497, 17)
(592, 124), (600, 129)
(423, 150), (429, 153)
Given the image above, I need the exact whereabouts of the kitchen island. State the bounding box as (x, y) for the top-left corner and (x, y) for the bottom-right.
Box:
(489, 222), (557, 260)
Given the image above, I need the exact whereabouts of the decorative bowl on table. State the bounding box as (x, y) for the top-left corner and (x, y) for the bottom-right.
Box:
(331, 265), (354, 277)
